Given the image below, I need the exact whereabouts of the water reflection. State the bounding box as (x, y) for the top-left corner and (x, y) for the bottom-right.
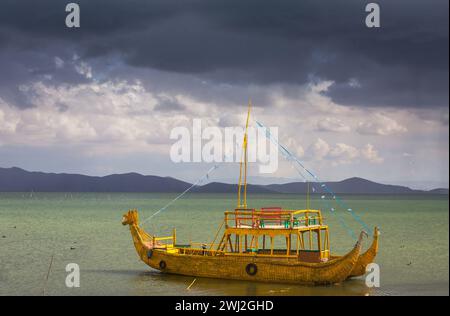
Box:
(125, 269), (373, 296)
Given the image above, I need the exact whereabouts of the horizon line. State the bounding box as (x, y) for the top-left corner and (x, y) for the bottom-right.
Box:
(1, 166), (448, 191)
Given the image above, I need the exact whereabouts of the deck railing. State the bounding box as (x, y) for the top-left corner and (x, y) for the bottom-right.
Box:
(224, 209), (323, 229)
(152, 228), (176, 249)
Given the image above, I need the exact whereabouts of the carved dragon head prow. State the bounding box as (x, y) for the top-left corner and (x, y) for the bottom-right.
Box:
(122, 209), (139, 226)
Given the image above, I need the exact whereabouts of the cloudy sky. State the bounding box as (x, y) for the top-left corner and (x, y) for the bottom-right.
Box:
(0, 0), (448, 189)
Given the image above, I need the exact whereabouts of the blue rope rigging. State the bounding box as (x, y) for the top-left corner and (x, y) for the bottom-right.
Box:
(141, 149), (241, 228)
(255, 119), (372, 236)
(272, 130), (357, 239)
(141, 164), (219, 225)
(287, 153), (357, 239)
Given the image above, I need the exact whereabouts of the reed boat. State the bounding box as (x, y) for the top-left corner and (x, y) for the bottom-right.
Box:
(122, 102), (379, 285)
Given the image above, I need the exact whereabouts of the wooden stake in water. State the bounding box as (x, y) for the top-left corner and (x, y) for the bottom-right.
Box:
(187, 278), (197, 290)
(43, 252), (54, 296)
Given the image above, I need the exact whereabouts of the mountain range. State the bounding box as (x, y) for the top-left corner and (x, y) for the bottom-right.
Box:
(0, 167), (448, 195)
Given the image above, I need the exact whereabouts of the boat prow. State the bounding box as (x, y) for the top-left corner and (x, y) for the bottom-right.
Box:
(330, 226), (379, 278)
(349, 227), (380, 277)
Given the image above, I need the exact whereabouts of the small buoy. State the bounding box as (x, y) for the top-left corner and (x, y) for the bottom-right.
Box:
(2, 235), (6, 238)
(406, 261), (412, 266)
(70, 247), (76, 250)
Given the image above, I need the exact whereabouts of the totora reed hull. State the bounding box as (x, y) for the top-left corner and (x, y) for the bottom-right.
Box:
(122, 210), (377, 285)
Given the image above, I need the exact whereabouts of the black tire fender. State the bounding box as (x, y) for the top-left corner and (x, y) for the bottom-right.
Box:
(246, 263), (257, 276)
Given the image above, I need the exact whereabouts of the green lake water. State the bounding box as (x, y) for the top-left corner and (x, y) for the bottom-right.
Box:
(0, 193), (448, 296)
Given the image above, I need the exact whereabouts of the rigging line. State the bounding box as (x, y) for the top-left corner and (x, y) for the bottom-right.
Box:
(255, 119), (371, 235)
(289, 161), (357, 239)
(281, 147), (357, 238)
(141, 164), (219, 225)
(261, 124), (355, 237)
(259, 118), (371, 234)
(289, 159), (308, 183)
(141, 151), (236, 227)
(319, 182), (371, 234)
(312, 184), (357, 239)
(291, 153), (371, 233)
(262, 118), (370, 234)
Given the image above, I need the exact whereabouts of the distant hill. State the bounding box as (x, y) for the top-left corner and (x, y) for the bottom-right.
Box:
(427, 188), (450, 195)
(0, 167), (191, 193)
(266, 177), (433, 194)
(0, 167), (448, 194)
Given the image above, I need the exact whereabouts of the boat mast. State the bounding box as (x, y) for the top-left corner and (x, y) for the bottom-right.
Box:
(237, 100), (252, 209)
(307, 181), (310, 210)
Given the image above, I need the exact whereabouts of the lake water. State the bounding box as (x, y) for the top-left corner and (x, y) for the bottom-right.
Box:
(0, 193), (448, 296)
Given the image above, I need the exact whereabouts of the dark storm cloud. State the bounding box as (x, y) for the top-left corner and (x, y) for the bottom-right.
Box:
(0, 0), (448, 108)
(0, 44), (91, 108)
